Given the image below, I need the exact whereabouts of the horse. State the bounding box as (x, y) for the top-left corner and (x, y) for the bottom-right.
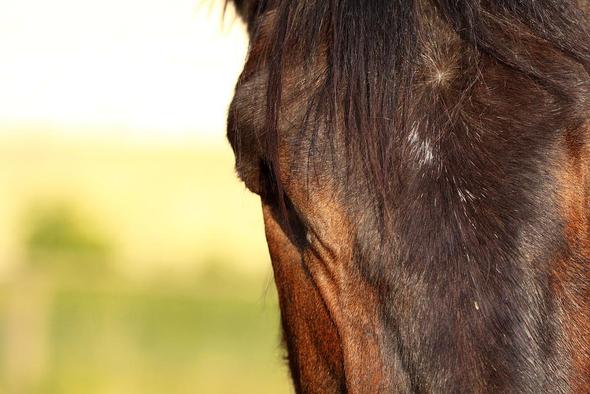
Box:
(225, 1), (590, 392)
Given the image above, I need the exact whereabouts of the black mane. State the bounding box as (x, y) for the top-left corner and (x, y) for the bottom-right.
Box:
(232, 0), (590, 208)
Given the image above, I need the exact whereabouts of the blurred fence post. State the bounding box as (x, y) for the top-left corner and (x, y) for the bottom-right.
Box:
(3, 268), (53, 393)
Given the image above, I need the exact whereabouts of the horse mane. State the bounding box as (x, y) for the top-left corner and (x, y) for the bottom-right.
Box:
(231, 0), (590, 213)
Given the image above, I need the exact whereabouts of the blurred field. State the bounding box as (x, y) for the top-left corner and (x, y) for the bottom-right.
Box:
(0, 0), (290, 391)
(0, 134), (291, 393)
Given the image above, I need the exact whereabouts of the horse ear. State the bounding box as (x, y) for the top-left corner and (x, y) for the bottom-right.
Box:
(227, 0), (258, 25)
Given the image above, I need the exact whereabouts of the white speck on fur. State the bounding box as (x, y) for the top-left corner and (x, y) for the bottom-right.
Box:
(407, 124), (435, 166)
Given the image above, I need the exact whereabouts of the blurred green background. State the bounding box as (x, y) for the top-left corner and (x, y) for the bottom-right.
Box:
(0, 1), (291, 393)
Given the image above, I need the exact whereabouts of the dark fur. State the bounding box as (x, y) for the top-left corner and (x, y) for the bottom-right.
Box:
(226, 1), (590, 392)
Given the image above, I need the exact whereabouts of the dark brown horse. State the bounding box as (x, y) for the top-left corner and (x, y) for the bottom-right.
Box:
(226, 1), (590, 392)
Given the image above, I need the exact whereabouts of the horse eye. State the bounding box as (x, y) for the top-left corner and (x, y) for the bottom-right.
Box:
(258, 161), (309, 247)
(258, 160), (278, 202)
(283, 194), (308, 249)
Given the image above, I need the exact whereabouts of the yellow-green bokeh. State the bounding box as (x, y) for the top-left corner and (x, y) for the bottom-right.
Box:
(0, 1), (291, 392)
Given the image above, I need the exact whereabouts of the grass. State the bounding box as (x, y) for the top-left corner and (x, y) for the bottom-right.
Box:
(0, 265), (291, 394)
(0, 135), (291, 393)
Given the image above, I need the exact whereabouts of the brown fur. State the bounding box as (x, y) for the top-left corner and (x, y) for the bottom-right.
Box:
(552, 125), (590, 392)
(263, 202), (344, 392)
(226, 0), (590, 391)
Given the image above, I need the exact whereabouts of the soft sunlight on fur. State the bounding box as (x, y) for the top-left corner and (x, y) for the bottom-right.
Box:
(227, 0), (590, 392)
